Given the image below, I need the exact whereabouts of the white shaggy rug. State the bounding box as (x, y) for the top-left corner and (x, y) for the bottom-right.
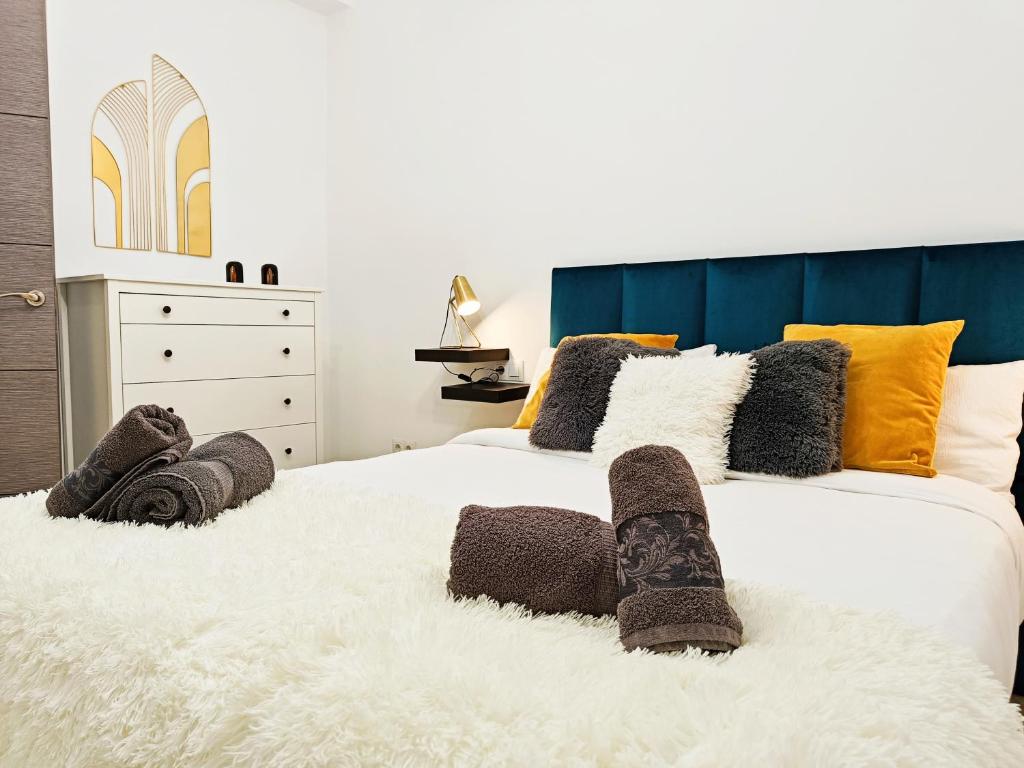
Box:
(1, 473), (1022, 767)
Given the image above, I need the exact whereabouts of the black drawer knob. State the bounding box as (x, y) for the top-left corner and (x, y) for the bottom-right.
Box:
(167, 407), (174, 413)
(162, 305), (171, 314)
(285, 447), (293, 455)
(283, 347), (291, 355)
(282, 309), (290, 317)
(163, 349), (173, 358)
(283, 398), (292, 405)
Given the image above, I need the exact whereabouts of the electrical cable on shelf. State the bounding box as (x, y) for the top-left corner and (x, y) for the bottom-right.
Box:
(441, 363), (504, 384)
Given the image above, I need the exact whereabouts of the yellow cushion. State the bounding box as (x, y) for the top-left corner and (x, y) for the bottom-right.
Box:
(783, 321), (964, 477)
(512, 333), (679, 429)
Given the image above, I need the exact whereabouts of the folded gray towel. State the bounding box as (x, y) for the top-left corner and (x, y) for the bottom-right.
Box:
(448, 505), (618, 617)
(186, 431), (276, 508)
(47, 404), (192, 520)
(609, 445), (742, 653)
(107, 432), (275, 527)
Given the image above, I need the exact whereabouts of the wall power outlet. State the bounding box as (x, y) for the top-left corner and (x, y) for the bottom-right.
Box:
(498, 356), (525, 383)
(391, 439), (417, 453)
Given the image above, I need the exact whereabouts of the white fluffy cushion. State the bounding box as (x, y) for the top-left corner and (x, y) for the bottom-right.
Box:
(934, 361), (1024, 496)
(591, 353), (755, 482)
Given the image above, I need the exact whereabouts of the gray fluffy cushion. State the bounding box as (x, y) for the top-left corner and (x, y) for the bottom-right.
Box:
(529, 337), (679, 452)
(728, 339), (851, 477)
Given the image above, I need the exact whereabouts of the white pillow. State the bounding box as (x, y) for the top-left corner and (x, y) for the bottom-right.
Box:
(680, 343), (718, 358)
(525, 347), (558, 400)
(933, 361), (1024, 496)
(591, 353), (755, 483)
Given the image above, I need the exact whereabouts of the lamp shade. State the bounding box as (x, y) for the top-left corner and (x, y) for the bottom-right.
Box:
(451, 275), (480, 316)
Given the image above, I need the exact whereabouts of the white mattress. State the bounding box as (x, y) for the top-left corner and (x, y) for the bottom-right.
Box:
(295, 427), (1024, 691)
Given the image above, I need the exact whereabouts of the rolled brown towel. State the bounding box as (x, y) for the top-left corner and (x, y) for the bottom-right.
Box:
(107, 432), (275, 527)
(47, 404), (191, 521)
(448, 505), (618, 617)
(609, 445), (742, 653)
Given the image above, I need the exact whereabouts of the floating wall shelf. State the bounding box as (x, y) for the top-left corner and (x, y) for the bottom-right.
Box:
(441, 382), (530, 403)
(414, 347), (510, 363)
(415, 348), (522, 403)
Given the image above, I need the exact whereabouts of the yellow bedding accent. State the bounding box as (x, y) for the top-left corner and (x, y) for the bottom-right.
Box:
(512, 333), (679, 429)
(783, 320), (964, 477)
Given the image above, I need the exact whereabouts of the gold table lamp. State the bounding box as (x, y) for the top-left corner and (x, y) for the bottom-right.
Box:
(441, 275), (482, 348)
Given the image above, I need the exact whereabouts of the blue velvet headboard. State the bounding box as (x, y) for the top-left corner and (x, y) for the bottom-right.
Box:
(550, 240), (1024, 514)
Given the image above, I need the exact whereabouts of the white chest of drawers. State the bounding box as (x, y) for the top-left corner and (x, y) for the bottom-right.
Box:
(58, 275), (325, 470)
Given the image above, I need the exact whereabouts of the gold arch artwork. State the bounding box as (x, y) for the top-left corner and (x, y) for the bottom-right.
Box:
(91, 81), (151, 250)
(153, 54), (211, 257)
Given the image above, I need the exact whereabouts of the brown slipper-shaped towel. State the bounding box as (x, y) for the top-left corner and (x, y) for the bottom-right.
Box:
(448, 505), (618, 617)
(609, 445), (742, 653)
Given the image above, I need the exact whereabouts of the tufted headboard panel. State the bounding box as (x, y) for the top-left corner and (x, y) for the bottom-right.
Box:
(550, 240), (1024, 515)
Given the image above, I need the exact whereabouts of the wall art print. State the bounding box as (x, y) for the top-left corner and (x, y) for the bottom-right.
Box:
(90, 55), (211, 258)
(152, 54), (211, 257)
(91, 81), (152, 251)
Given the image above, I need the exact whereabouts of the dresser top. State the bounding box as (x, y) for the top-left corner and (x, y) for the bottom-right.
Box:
(57, 274), (324, 293)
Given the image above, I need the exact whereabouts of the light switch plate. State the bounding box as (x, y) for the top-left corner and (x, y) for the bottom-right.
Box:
(498, 356), (525, 383)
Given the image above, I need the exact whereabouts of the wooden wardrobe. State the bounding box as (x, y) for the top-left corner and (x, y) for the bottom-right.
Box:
(0, 0), (62, 495)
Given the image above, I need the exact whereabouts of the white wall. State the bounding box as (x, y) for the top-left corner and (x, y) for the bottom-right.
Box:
(47, 0), (329, 287)
(327, 0), (1024, 460)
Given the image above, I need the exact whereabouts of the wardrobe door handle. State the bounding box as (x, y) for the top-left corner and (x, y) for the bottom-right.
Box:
(284, 447), (293, 455)
(283, 398), (292, 405)
(163, 349), (173, 358)
(162, 305), (171, 315)
(0, 290), (45, 307)
(282, 309), (290, 317)
(282, 347), (291, 355)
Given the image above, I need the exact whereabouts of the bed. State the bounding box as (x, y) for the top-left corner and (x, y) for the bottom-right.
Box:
(547, 240), (1024, 692)
(313, 427), (1024, 690)
(3, 241), (1024, 765)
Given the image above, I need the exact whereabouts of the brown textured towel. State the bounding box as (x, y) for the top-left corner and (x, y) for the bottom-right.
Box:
(107, 432), (275, 527)
(47, 404), (192, 521)
(448, 505), (619, 617)
(609, 445), (742, 653)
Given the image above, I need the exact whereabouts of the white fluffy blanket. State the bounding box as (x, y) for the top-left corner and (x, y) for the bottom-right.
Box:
(1, 473), (1022, 767)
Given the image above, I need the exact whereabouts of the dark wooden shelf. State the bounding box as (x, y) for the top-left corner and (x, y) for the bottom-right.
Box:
(441, 382), (530, 403)
(415, 347), (510, 363)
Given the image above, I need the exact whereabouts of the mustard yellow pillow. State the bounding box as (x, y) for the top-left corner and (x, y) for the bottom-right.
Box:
(783, 321), (964, 477)
(512, 333), (679, 429)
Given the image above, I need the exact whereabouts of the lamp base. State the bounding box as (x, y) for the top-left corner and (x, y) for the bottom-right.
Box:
(440, 299), (482, 349)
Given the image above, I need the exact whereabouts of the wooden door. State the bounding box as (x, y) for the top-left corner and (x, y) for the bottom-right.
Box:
(0, 0), (61, 495)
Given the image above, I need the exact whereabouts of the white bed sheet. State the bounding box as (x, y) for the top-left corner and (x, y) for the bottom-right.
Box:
(295, 428), (1024, 691)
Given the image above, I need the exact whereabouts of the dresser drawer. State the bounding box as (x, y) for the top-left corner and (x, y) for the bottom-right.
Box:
(120, 293), (314, 326)
(194, 423), (317, 470)
(120, 325), (314, 383)
(122, 375), (316, 435)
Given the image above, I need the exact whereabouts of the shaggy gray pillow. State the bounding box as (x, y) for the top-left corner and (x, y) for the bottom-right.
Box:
(529, 337), (679, 452)
(728, 339), (851, 477)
